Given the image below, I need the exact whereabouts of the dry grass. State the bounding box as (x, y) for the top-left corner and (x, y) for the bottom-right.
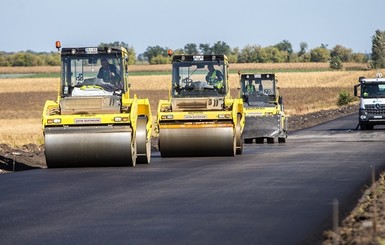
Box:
(0, 66), (60, 74)
(0, 78), (58, 93)
(129, 62), (369, 72)
(230, 62), (369, 72)
(1, 68), (384, 146)
(0, 119), (44, 147)
(0, 62), (369, 74)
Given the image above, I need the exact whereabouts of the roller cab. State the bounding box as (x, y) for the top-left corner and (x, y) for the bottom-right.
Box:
(157, 54), (244, 157)
(238, 73), (287, 144)
(42, 44), (152, 167)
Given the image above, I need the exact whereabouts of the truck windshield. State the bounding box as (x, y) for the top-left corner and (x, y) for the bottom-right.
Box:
(171, 62), (227, 98)
(61, 55), (123, 96)
(362, 84), (385, 98)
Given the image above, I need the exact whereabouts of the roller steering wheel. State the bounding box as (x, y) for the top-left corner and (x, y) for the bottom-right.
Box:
(182, 78), (193, 84)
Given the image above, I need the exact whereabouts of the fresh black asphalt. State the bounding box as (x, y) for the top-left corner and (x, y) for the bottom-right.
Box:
(1, 113), (385, 244)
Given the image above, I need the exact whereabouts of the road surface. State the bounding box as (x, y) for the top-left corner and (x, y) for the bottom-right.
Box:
(1, 114), (385, 244)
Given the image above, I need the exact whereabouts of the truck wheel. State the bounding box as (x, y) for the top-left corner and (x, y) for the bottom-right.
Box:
(360, 124), (373, 130)
(360, 124), (366, 130)
(278, 137), (286, 143)
(244, 139), (253, 144)
(267, 138), (274, 144)
(255, 138), (264, 144)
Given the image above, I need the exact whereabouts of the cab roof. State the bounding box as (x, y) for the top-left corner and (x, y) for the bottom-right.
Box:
(172, 54), (227, 62)
(61, 47), (125, 56)
(241, 74), (275, 80)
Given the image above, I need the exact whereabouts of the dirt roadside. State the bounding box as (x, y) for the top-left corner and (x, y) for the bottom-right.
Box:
(1, 104), (384, 243)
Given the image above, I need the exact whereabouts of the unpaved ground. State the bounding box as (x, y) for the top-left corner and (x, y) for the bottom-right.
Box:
(1, 104), (384, 243)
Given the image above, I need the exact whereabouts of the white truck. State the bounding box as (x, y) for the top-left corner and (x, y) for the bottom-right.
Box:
(354, 73), (385, 130)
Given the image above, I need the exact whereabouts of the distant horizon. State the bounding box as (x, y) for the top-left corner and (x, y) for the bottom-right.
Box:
(1, 0), (383, 55)
(0, 40), (373, 55)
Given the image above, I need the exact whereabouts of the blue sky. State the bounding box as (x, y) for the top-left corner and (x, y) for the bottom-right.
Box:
(1, 0), (384, 54)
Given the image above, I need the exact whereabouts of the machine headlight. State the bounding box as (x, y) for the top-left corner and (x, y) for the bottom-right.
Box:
(47, 118), (61, 124)
(161, 115), (173, 119)
(114, 117), (129, 122)
(360, 115), (367, 120)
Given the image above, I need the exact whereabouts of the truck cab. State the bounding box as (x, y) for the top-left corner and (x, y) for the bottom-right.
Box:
(354, 73), (385, 130)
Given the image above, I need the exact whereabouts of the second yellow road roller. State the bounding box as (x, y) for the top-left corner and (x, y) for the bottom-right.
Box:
(156, 53), (244, 157)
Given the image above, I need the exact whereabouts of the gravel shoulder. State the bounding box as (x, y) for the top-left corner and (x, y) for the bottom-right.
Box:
(1, 104), (384, 243)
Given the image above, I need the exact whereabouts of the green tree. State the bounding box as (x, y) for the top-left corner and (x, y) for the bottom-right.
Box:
(337, 90), (354, 106)
(238, 45), (260, 63)
(183, 43), (199, 55)
(330, 56), (343, 70)
(258, 47), (287, 63)
(274, 40), (293, 61)
(143, 46), (168, 63)
(330, 45), (352, 62)
(149, 54), (171, 64)
(99, 41), (136, 65)
(0, 53), (11, 66)
(10, 52), (43, 66)
(211, 41), (231, 55)
(298, 42), (308, 57)
(351, 53), (369, 63)
(274, 40), (293, 54)
(227, 47), (239, 63)
(41, 52), (60, 66)
(199, 43), (212, 54)
(371, 29), (385, 68)
(310, 47), (330, 62)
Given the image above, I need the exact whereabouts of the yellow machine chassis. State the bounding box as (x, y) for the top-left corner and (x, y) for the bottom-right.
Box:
(157, 98), (244, 157)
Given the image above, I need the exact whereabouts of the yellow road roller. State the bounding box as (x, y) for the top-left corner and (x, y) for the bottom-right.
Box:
(42, 42), (152, 167)
(239, 73), (287, 144)
(157, 53), (244, 157)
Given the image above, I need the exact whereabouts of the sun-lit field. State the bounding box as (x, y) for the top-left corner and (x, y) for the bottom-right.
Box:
(0, 66), (60, 74)
(0, 65), (383, 146)
(0, 62), (369, 74)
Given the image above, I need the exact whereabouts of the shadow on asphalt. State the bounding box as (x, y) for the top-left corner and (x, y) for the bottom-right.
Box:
(0, 155), (42, 172)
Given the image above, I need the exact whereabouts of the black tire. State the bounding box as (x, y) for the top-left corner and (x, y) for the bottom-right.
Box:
(244, 138), (253, 144)
(267, 138), (274, 144)
(360, 124), (373, 130)
(255, 138), (264, 144)
(278, 137), (286, 143)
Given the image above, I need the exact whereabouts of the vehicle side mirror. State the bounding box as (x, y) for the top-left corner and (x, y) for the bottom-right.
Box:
(354, 85), (359, 97)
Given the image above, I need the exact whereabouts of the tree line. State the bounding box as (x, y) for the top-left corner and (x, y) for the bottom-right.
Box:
(1, 30), (384, 68)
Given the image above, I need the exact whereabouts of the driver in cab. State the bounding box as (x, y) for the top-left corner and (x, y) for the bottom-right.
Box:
(206, 64), (224, 89)
(245, 80), (256, 94)
(97, 58), (121, 84)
